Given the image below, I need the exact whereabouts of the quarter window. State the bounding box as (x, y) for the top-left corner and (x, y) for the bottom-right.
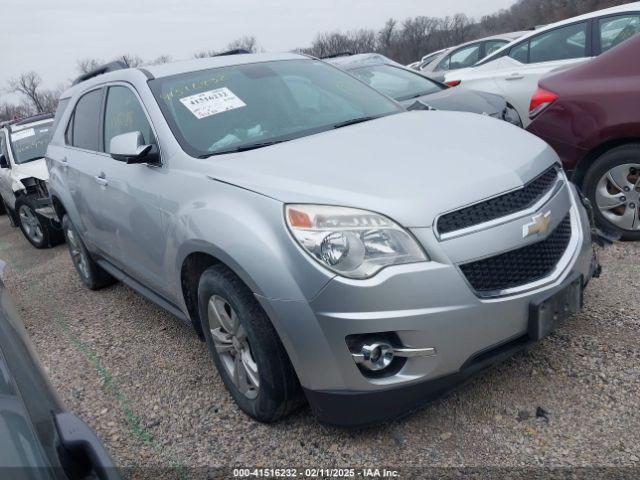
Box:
(51, 98), (70, 138)
(103, 86), (154, 154)
(599, 15), (640, 53)
(71, 89), (102, 151)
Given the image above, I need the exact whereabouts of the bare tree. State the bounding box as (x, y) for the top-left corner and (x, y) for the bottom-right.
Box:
(226, 35), (262, 53)
(0, 100), (30, 122)
(8, 72), (47, 113)
(148, 54), (173, 65)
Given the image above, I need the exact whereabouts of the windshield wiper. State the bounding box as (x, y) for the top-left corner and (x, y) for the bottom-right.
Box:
(200, 140), (287, 158)
(332, 116), (379, 129)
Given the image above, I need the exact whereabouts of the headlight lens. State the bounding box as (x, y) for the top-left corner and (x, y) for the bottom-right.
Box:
(285, 205), (428, 279)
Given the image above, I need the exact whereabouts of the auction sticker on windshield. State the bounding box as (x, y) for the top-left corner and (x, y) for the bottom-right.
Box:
(179, 87), (246, 119)
(11, 128), (35, 142)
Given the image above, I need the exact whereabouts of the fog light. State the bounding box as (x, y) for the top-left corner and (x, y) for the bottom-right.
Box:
(359, 343), (394, 371)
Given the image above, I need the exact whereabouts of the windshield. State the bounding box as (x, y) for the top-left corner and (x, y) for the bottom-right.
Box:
(349, 64), (443, 101)
(9, 120), (53, 164)
(150, 59), (402, 157)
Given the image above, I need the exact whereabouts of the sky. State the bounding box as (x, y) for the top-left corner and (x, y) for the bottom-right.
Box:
(1, 0), (515, 95)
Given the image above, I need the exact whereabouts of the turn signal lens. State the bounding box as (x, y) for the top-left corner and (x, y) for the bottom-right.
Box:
(287, 208), (312, 228)
(445, 80), (461, 87)
(529, 87), (558, 119)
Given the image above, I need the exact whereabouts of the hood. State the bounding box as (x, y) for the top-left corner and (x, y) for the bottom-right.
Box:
(12, 158), (48, 183)
(400, 87), (506, 115)
(206, 111), (558, 227)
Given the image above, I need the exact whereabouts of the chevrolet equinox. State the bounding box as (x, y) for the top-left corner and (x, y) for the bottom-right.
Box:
(46, 53), (597, 425)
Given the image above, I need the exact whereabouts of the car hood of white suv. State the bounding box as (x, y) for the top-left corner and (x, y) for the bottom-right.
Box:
(11, 158), (49, 186)
(207, 110), (558, 227)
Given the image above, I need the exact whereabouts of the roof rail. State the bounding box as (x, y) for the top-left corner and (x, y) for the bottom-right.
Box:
(213, 49), (252, 57)
(12, 113), (54, 127)
(72, 60), (128, 85)
(320, 52), (353, 59)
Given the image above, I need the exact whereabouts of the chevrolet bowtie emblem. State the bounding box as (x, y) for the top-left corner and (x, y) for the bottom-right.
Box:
(523, 211), (552, 238)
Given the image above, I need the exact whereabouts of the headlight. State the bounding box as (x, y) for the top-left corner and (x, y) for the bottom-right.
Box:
(285, 205), (428, 279)
(502, 104), (523, 127)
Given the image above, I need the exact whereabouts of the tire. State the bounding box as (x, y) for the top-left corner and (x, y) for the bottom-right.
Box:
(15, 197), (64, 249)
(198, 264), (304, 422)
(61, 215), (116, 290)
(582, 144), (640, 241)
(3, 199), (18, 228)
(0, 196), (5, 215)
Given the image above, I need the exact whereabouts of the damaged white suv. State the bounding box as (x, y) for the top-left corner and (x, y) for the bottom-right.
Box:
(0, 114), (63, 248)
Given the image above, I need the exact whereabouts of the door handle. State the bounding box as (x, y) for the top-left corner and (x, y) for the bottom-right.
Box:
(506, 73), (524, 81)
(60, 157), (68, 168)
(94, 174), (108, 187)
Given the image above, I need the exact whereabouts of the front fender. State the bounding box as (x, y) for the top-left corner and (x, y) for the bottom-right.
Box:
(172, 181), (333, 305)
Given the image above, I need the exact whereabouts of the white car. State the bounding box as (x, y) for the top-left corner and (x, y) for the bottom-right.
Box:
(0, 114), (63, 248)
(444, 2), (640, 127)
(418, 31), (528, 82)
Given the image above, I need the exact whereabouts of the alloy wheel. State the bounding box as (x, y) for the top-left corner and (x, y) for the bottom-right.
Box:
(207, 294), (260, 399)
(65, 226), (90, 279)
(595, 163), (640, 232)
(18, 205), (44, 244)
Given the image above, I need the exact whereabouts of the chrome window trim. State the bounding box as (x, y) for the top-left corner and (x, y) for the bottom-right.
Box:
(434, 167), (565, 241)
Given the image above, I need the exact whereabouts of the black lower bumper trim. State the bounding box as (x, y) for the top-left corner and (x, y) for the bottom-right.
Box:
(304, 334), (530, 427)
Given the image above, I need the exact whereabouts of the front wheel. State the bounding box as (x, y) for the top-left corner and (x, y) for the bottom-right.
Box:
(583, 144), (640, 241)
(198, 264), (304, 422)
(15, 197), (64, 248)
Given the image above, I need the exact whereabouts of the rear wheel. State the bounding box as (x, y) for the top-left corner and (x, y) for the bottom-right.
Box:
(198, 264), (304, 422)
(15, 197), (64, 248)
(583, 144), (640, 241)
(61, 215), (116, 290)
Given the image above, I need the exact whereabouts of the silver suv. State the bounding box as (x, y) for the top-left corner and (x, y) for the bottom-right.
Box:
(47, 53), (597, 425)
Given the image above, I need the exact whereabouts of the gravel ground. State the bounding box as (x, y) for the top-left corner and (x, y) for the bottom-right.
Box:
(0, 215), (638, 478)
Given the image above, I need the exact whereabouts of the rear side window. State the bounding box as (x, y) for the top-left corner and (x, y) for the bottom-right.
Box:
(599, 14), (640, 53)
(448, 44), (481, 69)
(436, 55), (450, 71)
(509, 42), (529, 63)
(528, 22), (588, 63)
(71, 89), (102, 151)
(509, 23), (588, 64)
(103, 86), (155, 154)
(484, 40), (508, 57)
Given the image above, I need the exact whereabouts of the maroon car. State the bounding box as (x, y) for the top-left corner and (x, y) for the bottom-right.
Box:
(527, 34), (640, 240)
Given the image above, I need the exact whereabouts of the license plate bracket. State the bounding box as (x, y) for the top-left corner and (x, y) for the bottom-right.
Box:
(528, 276), (583, 341)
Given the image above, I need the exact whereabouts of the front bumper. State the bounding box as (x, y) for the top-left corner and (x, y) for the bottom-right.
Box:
(258, 183), (595, 426)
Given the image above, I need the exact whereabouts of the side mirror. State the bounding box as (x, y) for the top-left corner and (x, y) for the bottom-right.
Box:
(0, 154), (9, 169)
(109, 132), (156, 165)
